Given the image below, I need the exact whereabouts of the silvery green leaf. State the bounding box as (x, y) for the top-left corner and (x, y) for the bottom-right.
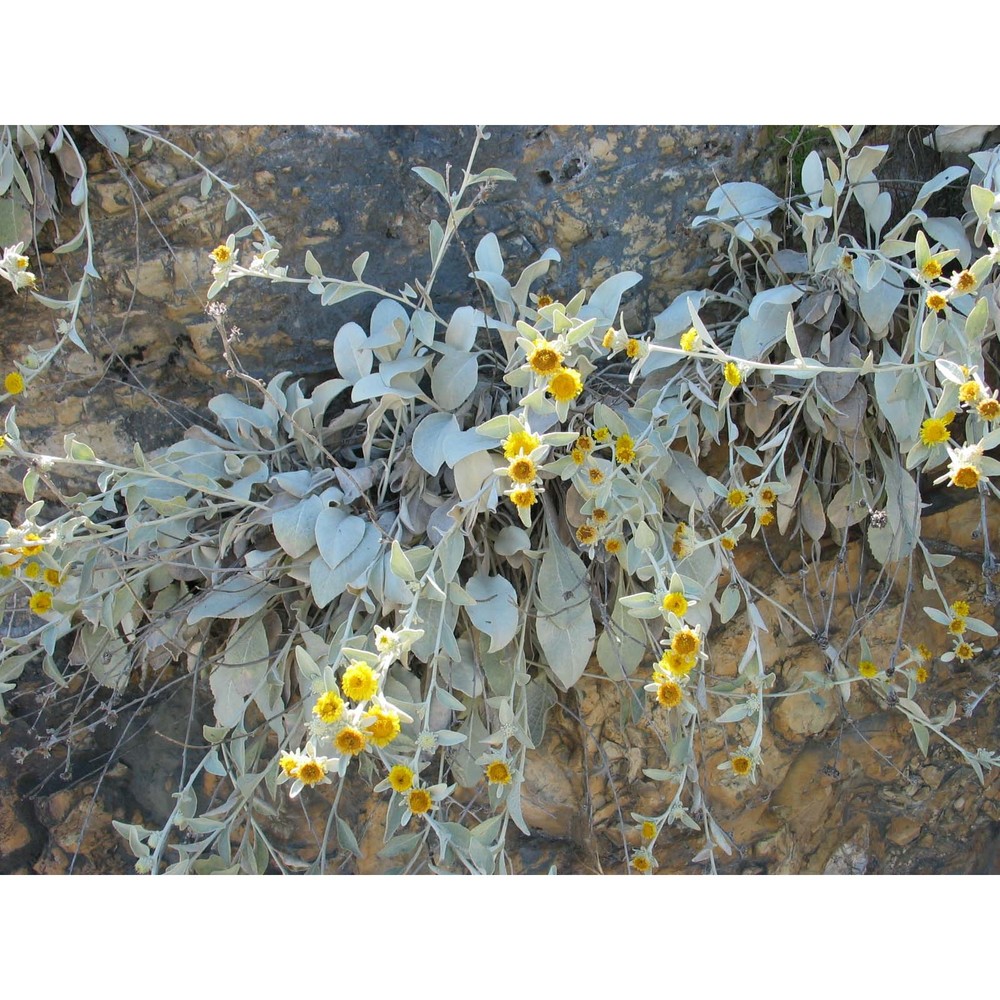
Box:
(715, 702), (752, 724)
(351, 252), (370, 279)
(506, 781), (531, 836)
(577, 271), (642, 327)
(389, 540), (416, 582)
(411, 309), (436, 346)
(800, 478), (826, 541)
(453, 451), (496, 502)
(802, 150), (824, 206)
(431, 349), (478, 411)
(730, 296), (798, 360)
(495, 525), (532, 557)
(442, 426), (493, 468)
(468, 167), (517, 184)
(475, 232), (504, 274)
(428, 220), (444, 264)
(963, 617), (998, 638)
(965, 297), (988, 343)
(435, 686), (466, 712)
(511, 248), (560, 309)
(719, 583), (741, 624)
(914, 165), (967, 209)
(922, 606), (952, 627)
(925, 216), (971, 268)
(596, 595), (647, 680)
(90, 125), (130, 158)
(412, 165), (448, 199)
(464, 571), (519, 653)
(272, 495), (324, 559)
(846, 145), (887, 184)
(187, 577), (277, 623)
(22, 468), (38, 502)
(412, 412), (456, 475)
(664, 450), (714, 510)
(203, 725), (230, 744)
(336, 817), (363, 859)
(333, 321), (373, 383)
(858, 271), (905, 336)
(304, 250), (323, 277)
(535, 535), (595, 691)
(320, 281), (370, 307)
(210, 619), (268, 727)
(693, 181), (782, 240)
(445, 305), (479, 351)
(311, 520), (381, 608)
(910, 719), (930, 757)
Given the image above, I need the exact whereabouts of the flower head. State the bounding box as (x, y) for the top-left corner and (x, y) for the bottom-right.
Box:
(43, 568), (62, 588)
(730, 754), (752, 776)
(588, 467), (605, 486)
(858, 660), (878, 678)
(921, 258), (943, 280)
(407, 787), (434, 816)
(341, 661), (378, 702)
(915, 665), (929, 684)
(0, 244), (37, 292)
(978, 396), (1000, 421)
(4, 372), (25, 396)
(959, 380), (982, 405)
(484, 759), (513, 786)
(670, 627), (700, 658)
(547, 367), (584, 403)
(508, 487), (537, 509)
(726, 488), (748, 509)
(527, 340), (563, 377)
(679, 328), (700, 352)
(593, 427), (611, 443)
(951, 599), (970, 618)
(210, 244), (234, 266)
(388, 764), (414, 793)
(576, 523), (599, 546)
(29, 592), (53, 615)
(723, 362), (742, 387)
(919, 413), (954, 446)
(507, 455), (538, 485)
(658, 649), (696, 677)
(364, 706), (401, 747)
(640, 820), (657, 841)
(926, 291), (949, 312)
(951, 270), (977, 294)
(503, 428), (541, 459)
(313, 689), (345, 724)
(615, 433), (636, 465)
(630, 850), (655, 873)
(661, 591), (688, 617)
(654, 680), (683, 709)
(604, 537), (623, 555)
(335, 726), (367, 756)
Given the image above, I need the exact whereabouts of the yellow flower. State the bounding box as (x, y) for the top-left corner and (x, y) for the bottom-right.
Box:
(575, 434), (593, 453)
(915, 665), (929, 684)
(388, 764), (414, 793)
(625, 338), (641, 360)
(671, 628), (700, 658)
(947, 617), (966, 635)
(0, 434), (5, 449)
(335, 726), (367, 756)
(977, 398), (1000, 421)
(313, 689), (345, 724)
(959, 381), (982, 404)
(658, 649), (695, 677)
(44, 568), (62, 588)
(954, 641), (976, 662)
(22, 561), (40, 580)
(730, 754), (752, 777)
(297, 759), (327, 786)
(952, 465), (980, 489)
(536, 294), (553, 308)
(602, 329), (615, 349)
(594, 427), (610, 443)
(588, 467), (605, 486)
(720, 534), (738, 551)
(20, 533), (43, 556)
(615, 433), (636, 464)
(655, 680), (683, 708)
(507, 455), (538, 485)
(29, 592), (53, 615)
(630, 851), (654, 873)
(509, 487), (537, 509)
(723, 362), (742, 387)
(661, 591), (688, 617)
(364, 707), (402, 747)
(527, 340), (563, 377)
(926, 292), (949, 312)
(485, 760), (513, 785)
(591, 508), (609, 525)
(503, 429), (540, 459)
(858, 660), (878, 678)
(4, 372), (25, 395)
(917, 643), (933, 662)
(209, 244), (233, 265)
(758, 510), (775, 527)
(679, 328), (699, 352)
(919, 414), (953, 446)
(921, 259), (943, 280)
(759, 486), (777, 506)
(278, 753), (300, 778)
(407, 787), (433, 815)
(547, 367), (584, 403)
(952, 270), (976, 294)
(341, 661), (378, 702)
(640, 820), (657, 841)
(726, 488), (747, 509)
(571, 447), (586, 465)
(576, 523), (599, 546)
(951, 600), (970, 618)
(604, 537), (622, 554)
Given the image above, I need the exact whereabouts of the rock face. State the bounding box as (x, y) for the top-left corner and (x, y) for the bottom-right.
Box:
(0, 125), (774, 490)
(3, 125), (999, 875)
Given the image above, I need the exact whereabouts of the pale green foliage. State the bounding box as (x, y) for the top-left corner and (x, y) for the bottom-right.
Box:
(3, 126), (1000, 873)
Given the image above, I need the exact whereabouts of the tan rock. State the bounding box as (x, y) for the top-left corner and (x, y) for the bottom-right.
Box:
(887, 816), (922, 847)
